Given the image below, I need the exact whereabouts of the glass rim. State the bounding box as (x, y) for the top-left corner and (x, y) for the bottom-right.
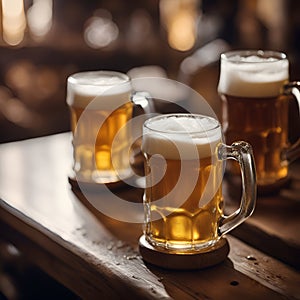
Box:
(68, 70), (130, 86)
(143, 113), (221, 134)
(221, 50), (287, 62)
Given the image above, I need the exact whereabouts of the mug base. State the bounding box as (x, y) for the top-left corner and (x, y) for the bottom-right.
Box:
(68, 174), (145, 193)
(257, 176), (291, 196)
(225, 172), (291, 197)
(138, 235), (229, 270)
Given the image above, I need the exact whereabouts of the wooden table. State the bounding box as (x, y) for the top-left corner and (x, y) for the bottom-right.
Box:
(0, 133), (299, 299)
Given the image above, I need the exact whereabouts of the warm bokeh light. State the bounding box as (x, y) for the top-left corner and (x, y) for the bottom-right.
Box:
(27, 0), (53, 39)
(84, 13), (119, 49)
(160, 0), (199, 51)
(1, 0), (26, 45)
(168, 10), (197, 51)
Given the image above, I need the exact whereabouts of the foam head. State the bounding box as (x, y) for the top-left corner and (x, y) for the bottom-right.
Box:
(218, 51), (289, 98)
(142, 114), (222, 160)
(67, 71), (132, 110)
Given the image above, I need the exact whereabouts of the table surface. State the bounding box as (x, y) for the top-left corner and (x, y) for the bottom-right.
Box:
(0, 132), (299, 299)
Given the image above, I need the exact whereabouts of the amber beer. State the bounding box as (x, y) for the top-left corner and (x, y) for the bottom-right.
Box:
(218, 51), (290, 187)
(142, 115), (223, 250)
(67, 71), (133, 184)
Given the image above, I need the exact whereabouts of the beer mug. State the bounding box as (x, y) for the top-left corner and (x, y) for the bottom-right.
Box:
(141, 113), (256, 252)
(67, 71), (152, 184)
(218, 50), (300, 190)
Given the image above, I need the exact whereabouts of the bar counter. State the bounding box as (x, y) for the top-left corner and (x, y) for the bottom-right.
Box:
(0, 133), (299, 299)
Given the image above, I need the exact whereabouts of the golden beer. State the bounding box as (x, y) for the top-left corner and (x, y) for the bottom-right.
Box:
(221, 94), (289, 185)
(141, 113), (256, 256)
(144, 155), (223, 250)
(142, 114), (223, 250)
(218, 51), (290, 187)
(67, 71), (133, 183)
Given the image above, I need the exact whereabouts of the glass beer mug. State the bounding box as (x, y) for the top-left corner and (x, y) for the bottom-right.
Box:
(218, 50), (300, 190)
(141, 113), (256, 252)
(67, 71), (151, 184)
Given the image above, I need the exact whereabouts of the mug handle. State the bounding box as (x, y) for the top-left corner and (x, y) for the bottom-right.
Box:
(283, 81), (300, 162)
(218, 141), (257, 235)
(129, 92), (155, 175)
(131, 91), (155, 115)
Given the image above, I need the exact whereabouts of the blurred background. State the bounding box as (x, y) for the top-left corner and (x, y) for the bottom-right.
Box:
(0, 0), (299, 143)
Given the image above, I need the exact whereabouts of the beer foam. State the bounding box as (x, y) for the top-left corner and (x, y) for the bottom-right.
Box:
(67, 71), (132, 109)
(218, 54), (289, 98)
(142, 115), (222, 160)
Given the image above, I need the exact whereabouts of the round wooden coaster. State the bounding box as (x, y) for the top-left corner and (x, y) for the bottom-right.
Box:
(257, 176), (291, 196)
(225, 172), (291, 197)
(139, 235), (229, 270)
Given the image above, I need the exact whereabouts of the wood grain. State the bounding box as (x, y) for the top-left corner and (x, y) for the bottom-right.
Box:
(0, 133), (299, 299)
(223, 162), (300, 268)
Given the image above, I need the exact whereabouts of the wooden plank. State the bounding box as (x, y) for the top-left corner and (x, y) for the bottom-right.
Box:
(1, 198), (300, 300)
(224, 161), (300, 268)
